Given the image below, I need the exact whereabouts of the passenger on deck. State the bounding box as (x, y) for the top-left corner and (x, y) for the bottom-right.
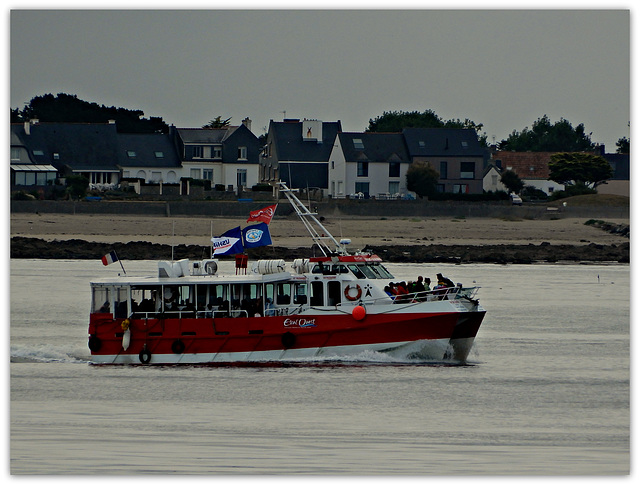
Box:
(436, 273), (455, 288)
(99, 301), (110, 313)
(265, 298), (275, 316)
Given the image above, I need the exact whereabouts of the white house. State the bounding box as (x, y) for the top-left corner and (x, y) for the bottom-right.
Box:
(328, 132), (413, 198)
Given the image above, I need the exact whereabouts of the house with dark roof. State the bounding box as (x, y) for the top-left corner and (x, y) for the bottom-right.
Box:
(260, 119), (342, 192)
(174, 120), (260, 190)
(328, 132), (412, 198)
(11, 120), (124, 188)
(403, 128), (488, 194)
(117, 132), (182, 184)
(599, 152), (629, 197)
(10, 120), (58, 186)
(482, 163), (507, 193)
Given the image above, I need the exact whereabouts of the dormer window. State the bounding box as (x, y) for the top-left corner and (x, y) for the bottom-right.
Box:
(353, 139), (364, 149)
(193, 146), (203, 158)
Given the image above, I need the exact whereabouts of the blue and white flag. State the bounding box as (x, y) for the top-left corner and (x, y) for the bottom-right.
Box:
(242, 222), (272, 249)
(211, 226), (244, 256)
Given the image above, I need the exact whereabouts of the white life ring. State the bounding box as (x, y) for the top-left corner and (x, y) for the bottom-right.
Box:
(344, 284), (362, 301)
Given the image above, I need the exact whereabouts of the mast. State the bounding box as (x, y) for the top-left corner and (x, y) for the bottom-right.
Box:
(278, 182), (350, 256)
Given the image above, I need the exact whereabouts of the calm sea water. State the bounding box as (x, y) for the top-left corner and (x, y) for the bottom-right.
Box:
(9, 259), (630, 475)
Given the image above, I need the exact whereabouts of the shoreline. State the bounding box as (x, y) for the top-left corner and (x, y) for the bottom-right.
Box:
(10, 213), (630, 264)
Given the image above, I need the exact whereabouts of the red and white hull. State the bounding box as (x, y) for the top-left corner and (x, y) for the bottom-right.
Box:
(89, 302), (485, 365)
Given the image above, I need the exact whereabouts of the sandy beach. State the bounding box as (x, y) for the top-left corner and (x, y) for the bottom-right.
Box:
(10, 212), (630, 248)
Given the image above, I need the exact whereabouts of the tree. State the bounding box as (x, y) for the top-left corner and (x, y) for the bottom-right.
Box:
(366, 110), (487, 146)
(12, 93), (168, 133)
(203, 116), (232, 129)
(499, 115), (595, 152)
(548, 152), (613, 189)
(65, 174), (89, 199)
(616, 137), (630, 154)
(406, 161), (440, 198)
(500, 170), (525, 195)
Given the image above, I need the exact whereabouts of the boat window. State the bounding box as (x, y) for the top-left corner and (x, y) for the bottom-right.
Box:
(373, 263), (394, 279)
(347, 264), (366, 279)
(264, 283), (276, 315)
(163, 286), (179, 311)
(131, 286), (161, 314)
(310, 281), (324, 306)
(327, 281), (342, 306)
(293, 283), (307, 304)
(276, 283), (291, 305)
(92, 286), (111, 313)
(332, 264), (349, 274)
(311, 264), (323, 274)
(114, 286), (128, 318)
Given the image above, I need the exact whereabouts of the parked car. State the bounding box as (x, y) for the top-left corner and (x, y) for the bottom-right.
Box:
(511, 194), (523, 206)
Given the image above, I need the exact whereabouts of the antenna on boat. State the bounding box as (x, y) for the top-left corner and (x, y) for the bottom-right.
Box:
(278, 181), (349, 256)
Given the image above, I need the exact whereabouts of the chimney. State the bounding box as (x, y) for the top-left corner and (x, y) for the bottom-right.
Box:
(24, 118), (39, 136)
(242, 117), (252, 131)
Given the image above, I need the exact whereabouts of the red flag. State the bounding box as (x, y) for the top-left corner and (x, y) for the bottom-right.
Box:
(247, 204), (277, 224)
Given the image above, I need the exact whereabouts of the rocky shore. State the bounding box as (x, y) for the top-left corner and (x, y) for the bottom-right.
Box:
(10, 236), (629, 264)
(10, 210), (630, 264)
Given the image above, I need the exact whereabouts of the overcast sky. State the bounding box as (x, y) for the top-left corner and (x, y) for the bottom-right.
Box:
(9, 5), (631, 149)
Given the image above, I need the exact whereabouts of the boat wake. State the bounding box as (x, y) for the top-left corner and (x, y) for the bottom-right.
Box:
(10, 344), (90, 364)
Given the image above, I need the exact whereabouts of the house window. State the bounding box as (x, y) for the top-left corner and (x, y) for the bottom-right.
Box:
(127, 151), (136, 158)
(355, 182), (369, 197)
(237, 169), (247, 187)
(190, 168), (201, 179)
(357, 161), (368, 177)
(203, 169), (213, 180)
(389, 181), (400, 195)
(238, 147), (247, 160)
(491, 175), (498, 185)
(440, 161), (448, 179)
(213, 146), (222, 159)
(353, 138), (364, 149)
(453, 184), (469, 194)
(461, 141), (469, 148)
(33, 150), (44, 156)
(193, 146), (203, 158)
(436, 184), (445, 193)
(53, 152), (60, 160)
(389, 162), (400, 178)
(11, 148), (20, 161)
(460, 162), (475, 179)
(155, 151), (164, 159)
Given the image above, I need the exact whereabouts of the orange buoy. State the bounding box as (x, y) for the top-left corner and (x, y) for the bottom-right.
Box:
(352, 305), (366, 321)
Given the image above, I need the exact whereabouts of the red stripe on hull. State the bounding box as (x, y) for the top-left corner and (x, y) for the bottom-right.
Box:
(89, 309), (485, 361)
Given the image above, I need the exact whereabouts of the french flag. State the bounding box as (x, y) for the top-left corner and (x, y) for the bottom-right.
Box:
(101, 251), (118, 266)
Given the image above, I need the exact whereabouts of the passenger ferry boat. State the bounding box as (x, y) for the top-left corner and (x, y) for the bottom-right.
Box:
(88, 184), (486, 365)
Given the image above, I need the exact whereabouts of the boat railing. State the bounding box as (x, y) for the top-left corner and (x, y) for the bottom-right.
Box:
(331, 285), (480, 309)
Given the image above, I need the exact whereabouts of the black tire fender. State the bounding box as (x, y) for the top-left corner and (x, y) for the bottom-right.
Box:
(171, 339), (186, 354)
(281, 332), (296, 349)
(88, 335), (102, 352)
(139, 349), (152, 364)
